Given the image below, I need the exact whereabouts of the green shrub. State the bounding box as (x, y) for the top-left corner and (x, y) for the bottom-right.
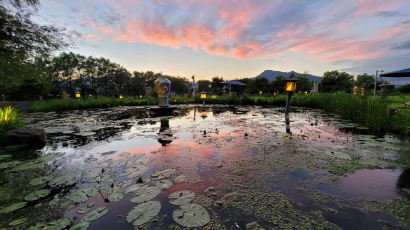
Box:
(0, 106), (25, 134)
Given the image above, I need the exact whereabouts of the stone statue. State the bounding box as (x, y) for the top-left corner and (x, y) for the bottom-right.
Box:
(154, 76), (171, 107)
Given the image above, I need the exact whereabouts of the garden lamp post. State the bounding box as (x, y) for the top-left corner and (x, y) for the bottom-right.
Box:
(119, 94), (123, 99)
(374, 70), (384, 99)
(361, 87), (365, 96)
(75, 87), (81, 100)
(353, 86), (358, 95)
(284, 74), (298, 115)
(259, 90), (262, 96)
(200, 91), (207, 106)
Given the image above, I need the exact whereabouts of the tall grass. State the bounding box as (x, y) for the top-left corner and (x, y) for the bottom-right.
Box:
(31, 97), (158, 112)
(0, 106), (25, 133)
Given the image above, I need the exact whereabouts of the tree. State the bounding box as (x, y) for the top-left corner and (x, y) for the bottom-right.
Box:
(356, 74), (374, 89)
(320, 71), (354, 93)
(270, 76), (286, 93)
(296, 76), (313, 92)
(197, 80), (211, 92)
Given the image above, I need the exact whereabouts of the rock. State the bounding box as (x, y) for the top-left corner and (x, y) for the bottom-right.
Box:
(246, 221), (265, 230)
(0, 128), (46, 148)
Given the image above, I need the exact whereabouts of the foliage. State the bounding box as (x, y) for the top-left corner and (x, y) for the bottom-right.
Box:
(197, 80), (212, 92)
(398, 84), (410, 93)
(320, 71), (354, 93)
(296, 75), (313, 92)
(0, 106), (25, 133)
(356, 74), (374, 89)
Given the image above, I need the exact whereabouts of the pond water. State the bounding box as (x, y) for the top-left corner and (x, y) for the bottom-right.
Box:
(0, 105), (409, 229)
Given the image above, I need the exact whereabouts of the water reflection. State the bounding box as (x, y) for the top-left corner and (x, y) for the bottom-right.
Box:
(158, 118), (173, 146)
(397, 168), (410, 192)
(285, 114), (291, 134)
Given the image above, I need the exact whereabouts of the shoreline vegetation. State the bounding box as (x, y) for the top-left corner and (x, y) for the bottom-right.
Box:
(26, 92), (410, 137)
(0, 106), (25, 134)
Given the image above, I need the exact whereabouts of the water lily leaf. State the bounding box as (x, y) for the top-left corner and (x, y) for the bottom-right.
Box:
(69, 191), (89, 203)
(0, 154), (12, 160)
(76, 206), (90, 214)
(100, 151), (116, 156)
(172, 203), (210, 227)
(9, 217), (28, 226)
(125, 184), (148, 195)
(28, 218), (71, 230)
(29, 176), (50, 186)
(119, 152), (130, 157)
(24, 189), (50, 201)
(123, 166), (149, 179)
(84, 207), (109, 222)
(156, 179), (173, 190)
(126, 201), (161, 226)
(151, 169), (176, 180)
(69, 221), (90, 230)
(168, 190), (195, 205)
(130, 187), (160, 203)
(50, 174), (77, 186)
(174, 175), (186, 183)
(0, 161), (19, 169)
(80, 187), (99, 198)
(108, 192), (123, 202)
(0, 202), (27, 213)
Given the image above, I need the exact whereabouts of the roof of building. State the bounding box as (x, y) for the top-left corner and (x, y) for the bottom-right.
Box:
(221, 80), (247, 86)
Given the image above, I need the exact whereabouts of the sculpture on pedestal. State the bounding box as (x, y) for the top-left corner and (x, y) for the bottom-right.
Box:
(154, 76), (171, 107)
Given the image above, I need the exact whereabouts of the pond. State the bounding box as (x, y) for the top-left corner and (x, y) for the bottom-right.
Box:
(0, 105), (409, 229)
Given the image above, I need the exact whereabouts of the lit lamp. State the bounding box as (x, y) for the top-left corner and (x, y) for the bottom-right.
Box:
(304, 91), (308, 95)
(119, 94), (123, 99)
(361, 87), (365, 96)
(273, 92), (277, 97)
(200, 111), (208, 119)
(353, 86), (358, 95)
(259, 90), (262, 96)
(200, 91), (207, 106)
(75, 87), (81, 100)
(139, 95), (143, 99)
(284, 73), (298, 115)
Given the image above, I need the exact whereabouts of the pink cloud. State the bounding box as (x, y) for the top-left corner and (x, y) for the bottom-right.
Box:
(79, 0), (410, 61)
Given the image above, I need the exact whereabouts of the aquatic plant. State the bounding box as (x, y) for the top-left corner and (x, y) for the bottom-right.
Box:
(0, 106), (25, 133)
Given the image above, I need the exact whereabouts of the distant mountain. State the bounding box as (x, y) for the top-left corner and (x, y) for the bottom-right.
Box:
(255, 70), (322, 82)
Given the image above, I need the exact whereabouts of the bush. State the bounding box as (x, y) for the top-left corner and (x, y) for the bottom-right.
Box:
(398, 84), (410, 93)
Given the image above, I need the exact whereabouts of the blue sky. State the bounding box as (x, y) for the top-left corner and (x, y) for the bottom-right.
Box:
(35, 0), (410, 80)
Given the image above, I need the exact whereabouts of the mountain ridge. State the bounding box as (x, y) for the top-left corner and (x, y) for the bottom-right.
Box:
(255, 70), (322, 82)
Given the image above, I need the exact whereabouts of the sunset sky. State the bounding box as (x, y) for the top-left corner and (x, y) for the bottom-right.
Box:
(35, 0), (410, 80)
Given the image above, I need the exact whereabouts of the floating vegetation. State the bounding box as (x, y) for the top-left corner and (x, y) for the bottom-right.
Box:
(24, 189), (50, 201)
(126, 201), (161, 226)
(12, 152), (64, 171)
(174, 175), (186, 183)
(69, 221), (90, 230)
(100, 151), (116, 156)
(0, 160), (20, 169)
(119, 152), (130, 157)
(84, 207), (109, 222)
(9, 217), (28, 226)
(168, 190), (195, 205)
(28, 218), (71, 230)
(108, 192), (123, 202)
(50, 174), (77, 186)
(125, 184), (148, 195)
(69, 191), (89, 203)
(123, 166), (149, 179)
(29, 176), (50, 186)
(172, 203), (210, 227)
(151, 169), (176, 180)
(0, 202), (27, 213)
(130, 187), (160, 203)
(156, 179), (173, 190)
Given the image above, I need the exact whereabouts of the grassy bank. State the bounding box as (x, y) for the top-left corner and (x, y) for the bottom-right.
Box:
(30, 93), (409, 136)
(0, 106), (25, 134)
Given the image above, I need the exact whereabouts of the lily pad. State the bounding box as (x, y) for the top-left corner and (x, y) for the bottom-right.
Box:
(130, 187), (160, 203)
(50, 174), (77, 186)
(29, 176), (49, 186)
(0, 202), (27, 213)
(125, 184), (148, 195)
(0, 154), (12, 160)
(168, 190), (195, 205)
(108, 192), (124, 202)
(69, 191), (89, 203)
(156, 179), (173, 190)
(25, 189), (50, 201)
(76, 206), (90, 214)
(9, 217), (28, 226)
(123, 166), (149, 179)
(100, 151), (116, 156)
(28, 218), (71, 230)
(84, 207), (109, 221)
(0, 161), (19, 169)
(174, 175), (186, 183)
(172, 203), (210, 227)
(119, 152), (130, 157)
(151, 169), (176, 180)
(126, 201), (161, 226)
(69, 221), (90, 230)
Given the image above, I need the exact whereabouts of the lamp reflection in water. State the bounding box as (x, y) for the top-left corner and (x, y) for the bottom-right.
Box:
(285, 114), (291, 135)
(200, 111), (208, 119)
(158, 118), (173, 146)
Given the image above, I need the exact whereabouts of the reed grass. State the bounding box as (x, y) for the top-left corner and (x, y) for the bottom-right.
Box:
(0, 106), (25, 133)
